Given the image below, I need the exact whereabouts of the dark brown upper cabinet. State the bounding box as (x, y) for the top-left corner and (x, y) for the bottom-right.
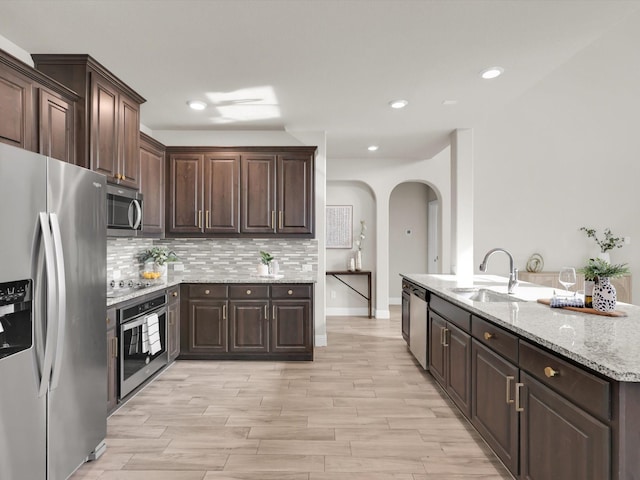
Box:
(139, 133), (165, 236)
(166, 146), (315, 238)
(0, 49), (77, 164)
(32, 54), (145, 188)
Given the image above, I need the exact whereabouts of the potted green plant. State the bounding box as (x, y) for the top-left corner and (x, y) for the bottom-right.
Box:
(257, 250), (274, 276)
(139, 247), (178, 276)
(578, 258), (629, 312)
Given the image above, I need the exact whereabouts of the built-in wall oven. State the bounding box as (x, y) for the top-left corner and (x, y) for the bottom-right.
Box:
(118, 293), (167, 399)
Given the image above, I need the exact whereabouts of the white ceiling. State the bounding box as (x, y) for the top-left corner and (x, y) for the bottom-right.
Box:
(1, 0), (638, 159)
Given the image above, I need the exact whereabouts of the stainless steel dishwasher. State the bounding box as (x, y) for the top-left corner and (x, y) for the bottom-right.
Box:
(409, 284), (429, 369)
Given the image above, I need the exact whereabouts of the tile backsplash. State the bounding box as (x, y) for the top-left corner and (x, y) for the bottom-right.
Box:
(107, 237), (318, 281)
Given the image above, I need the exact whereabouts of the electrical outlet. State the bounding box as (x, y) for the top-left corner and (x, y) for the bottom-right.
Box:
(330, 290), (337, 299)
(302, 264), (312, 272)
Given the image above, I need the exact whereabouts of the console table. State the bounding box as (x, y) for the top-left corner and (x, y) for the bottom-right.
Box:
(326, 270), (372, 318)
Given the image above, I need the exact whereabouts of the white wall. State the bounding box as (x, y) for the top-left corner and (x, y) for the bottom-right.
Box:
(327, 148), (452, 317)
(389, 182), (430, 303)
(474, 12), (640, 303)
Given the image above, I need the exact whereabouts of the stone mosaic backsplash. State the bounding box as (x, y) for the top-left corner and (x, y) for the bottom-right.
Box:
(107, 237), (318, 282)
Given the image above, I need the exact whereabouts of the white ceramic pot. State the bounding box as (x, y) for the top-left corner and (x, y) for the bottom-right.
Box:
(593, 277), (616, 312)
(154, 263), (167, 277)
(257, 264), (269, 276)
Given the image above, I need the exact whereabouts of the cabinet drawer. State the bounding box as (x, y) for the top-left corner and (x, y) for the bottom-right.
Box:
(471, 316), (518, 363)
(188, 284), (228, 299)
(229, 285), (270, 298)
(519, 341), (610, 421)
(271, 284), (311, 299)
(430, 295), (470, 332)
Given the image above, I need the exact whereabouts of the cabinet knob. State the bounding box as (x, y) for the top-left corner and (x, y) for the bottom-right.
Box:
(544, 366), (559, 378)
(288, 289), (293, 295)
(204, 289), (210, 295)
(172, 291), (178, 297)
(483, 332), (495, 341)
(246, 289), (252, 295)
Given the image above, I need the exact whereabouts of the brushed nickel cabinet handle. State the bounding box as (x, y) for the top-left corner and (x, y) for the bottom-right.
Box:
(484, 332), (495, 341)
(172, 291), (178, 297)
(206, 210), (210, 229)
(273, 305), (276, 320)
(440, 327), (445, 346)
(443, 328), (449, 347)
(197, 210), (202, 229)
(506, 375), (515, 404)
(279, 210), (283, 229)
(264, 305), (268, 319)
(271, 211), (276, 228)
(223, 304), (227, 320)
(515, 382), (524, 412)
(544, 366), (559, 378)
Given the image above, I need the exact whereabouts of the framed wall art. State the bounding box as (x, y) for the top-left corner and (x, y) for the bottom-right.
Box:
(326, 205), (353, 248)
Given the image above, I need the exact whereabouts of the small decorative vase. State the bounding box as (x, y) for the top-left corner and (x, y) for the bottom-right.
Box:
(593, 277), (616, 312)
(257, 264), (269, 276)
(355, 250), (362, 271)
(597, 251), (611, 263)
(347, 257), (355, 271)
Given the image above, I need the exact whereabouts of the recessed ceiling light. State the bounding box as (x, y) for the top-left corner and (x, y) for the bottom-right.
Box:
(368, 145), (379, 152)
(187, 100), (207, 110)
(389, 99), (408, 109)
(480, 67), (504, 79)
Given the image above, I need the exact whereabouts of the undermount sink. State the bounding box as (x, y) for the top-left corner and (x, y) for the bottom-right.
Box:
(449, 287), (527, 303)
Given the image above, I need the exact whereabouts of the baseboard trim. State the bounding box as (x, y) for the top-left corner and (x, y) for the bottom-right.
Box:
(315, 334), (327, 347)
(326, 307), (370, 317)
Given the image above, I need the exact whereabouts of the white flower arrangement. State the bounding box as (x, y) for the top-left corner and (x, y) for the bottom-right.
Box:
(355, 220), (366, 251)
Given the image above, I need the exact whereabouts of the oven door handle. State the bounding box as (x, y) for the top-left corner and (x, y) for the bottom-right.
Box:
(123, 315), (150, 330)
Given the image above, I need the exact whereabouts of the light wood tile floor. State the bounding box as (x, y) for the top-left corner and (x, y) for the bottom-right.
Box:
(71, 307), (513, 480)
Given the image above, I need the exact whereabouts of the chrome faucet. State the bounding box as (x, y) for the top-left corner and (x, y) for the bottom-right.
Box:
(479, 248), (519, 294)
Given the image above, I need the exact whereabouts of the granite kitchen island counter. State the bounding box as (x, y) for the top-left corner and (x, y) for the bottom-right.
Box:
(401, 273), (640, 382)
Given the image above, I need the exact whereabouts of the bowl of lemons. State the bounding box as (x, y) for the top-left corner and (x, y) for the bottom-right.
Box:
(141, 271), (162, 280)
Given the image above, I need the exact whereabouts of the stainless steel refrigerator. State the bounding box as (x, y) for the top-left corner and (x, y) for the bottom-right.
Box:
(0, 143), (107, 479)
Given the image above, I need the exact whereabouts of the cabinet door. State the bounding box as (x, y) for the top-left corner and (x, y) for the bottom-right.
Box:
(167, 288), (180, 362)
(106, 307), (117, 414)
(446, 322), (472, 418)
(0, 65), (34, 150)
(229, 299), (269, 353)
(90, 74), (118, 181)
(117, 92), (140, 189)
(401, 290), (410, 344)
(428, 312), (447, 385)
(204, 153), (240, 233)
(271, 299), (312, 354)
(519, 372), (610, 480)
(38, 89), (74, 164)
(276, 153), (313, 234)
(168, 153), (203, 234)
(139, 135), (165, 235)
(241, 154), (276, 234)
(184, 299), (228, 353)
(471, 340), (519, 475)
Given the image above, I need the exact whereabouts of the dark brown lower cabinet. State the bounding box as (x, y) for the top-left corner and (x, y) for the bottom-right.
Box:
(471, 340), (519, 475)
(401, 288), (410, 344)
(519, 371), (610, 480)
(429, 311), (471, 417)
(229, 299), (269, 353)
(179, 283), (313, 360)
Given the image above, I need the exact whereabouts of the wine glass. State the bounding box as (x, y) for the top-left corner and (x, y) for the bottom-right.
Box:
(558, 267), (577, 296)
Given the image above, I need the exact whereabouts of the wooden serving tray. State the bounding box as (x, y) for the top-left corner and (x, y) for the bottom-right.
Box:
(537, 299), (628, 317)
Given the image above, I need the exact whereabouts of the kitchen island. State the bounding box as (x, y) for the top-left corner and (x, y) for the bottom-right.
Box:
(401, 273), (640, 480)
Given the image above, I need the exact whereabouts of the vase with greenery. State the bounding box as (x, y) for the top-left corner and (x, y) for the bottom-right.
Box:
(258, 250), (274, 276)
(139, 247), (178, 276)
(578, 258), (629, 312)
(580, 227), (624, 263)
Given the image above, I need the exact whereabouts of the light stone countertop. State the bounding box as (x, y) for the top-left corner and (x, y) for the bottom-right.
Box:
(106, 272), (317, 307)
(400, 273), (640, 382)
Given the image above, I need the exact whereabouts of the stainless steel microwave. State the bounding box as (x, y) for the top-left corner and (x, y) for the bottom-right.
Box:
(107, 184), (143, 236)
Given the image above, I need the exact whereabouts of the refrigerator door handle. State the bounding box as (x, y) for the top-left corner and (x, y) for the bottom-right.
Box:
(128, 199), (142, 230)
(37, 212), (58, 397)
(49, 213), (67, 390)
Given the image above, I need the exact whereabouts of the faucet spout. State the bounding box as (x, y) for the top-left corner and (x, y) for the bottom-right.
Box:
(479, 248), (519, 294)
